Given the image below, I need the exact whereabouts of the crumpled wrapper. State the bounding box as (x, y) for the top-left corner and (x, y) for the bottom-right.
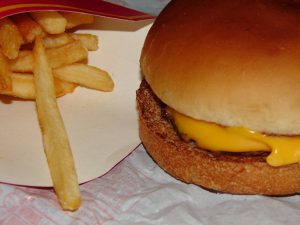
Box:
(1, 145), (300, 224)
(1, 0), (299, 224)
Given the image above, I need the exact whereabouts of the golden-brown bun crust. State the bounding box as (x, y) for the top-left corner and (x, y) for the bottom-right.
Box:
(137, 80), (300, 195)
(140, 0), (300, 135)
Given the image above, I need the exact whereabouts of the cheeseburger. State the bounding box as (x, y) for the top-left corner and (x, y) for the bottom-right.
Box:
(137, 0), (300, 195)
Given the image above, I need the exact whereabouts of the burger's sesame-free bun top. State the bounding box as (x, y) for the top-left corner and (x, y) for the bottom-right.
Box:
(140, 0), (300, 135)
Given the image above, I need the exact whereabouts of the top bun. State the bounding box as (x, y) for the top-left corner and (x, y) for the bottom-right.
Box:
(140, 0), (300, 135)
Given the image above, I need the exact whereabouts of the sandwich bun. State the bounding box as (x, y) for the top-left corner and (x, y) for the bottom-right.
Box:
(137, 0), (300, 195)
(140, 0), (300, 135)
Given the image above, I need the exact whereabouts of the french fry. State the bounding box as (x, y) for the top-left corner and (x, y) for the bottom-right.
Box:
(10, 40), (88, 72)
(30, 11), (67, 34)
(43, 33), (74, 48)
(18, 50), (32, 57)
(43, 33), (98, 50)
(54, 77), (78, 96)
(0, 73), (37, 99)
(0, 73), (77, 99)
(53, 63), (114, 91)
(0, 51), (12, 91)
(60, 12), (95, 29)
(47, 40), (88, 68)
(0, 74), (32, 100)
(11, 13), (45, 43)
(0, 17), (23, 59)
(4, 73), (36, 99)
(8, 50), (33, 72)
(71, 33), (98, 51)
(33, 37), (81, 211)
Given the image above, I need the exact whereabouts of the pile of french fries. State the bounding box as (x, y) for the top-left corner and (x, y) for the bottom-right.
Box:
(0, 11), (114, 211)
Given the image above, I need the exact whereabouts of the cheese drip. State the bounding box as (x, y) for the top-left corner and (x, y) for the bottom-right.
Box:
(167, 108), (300, 166)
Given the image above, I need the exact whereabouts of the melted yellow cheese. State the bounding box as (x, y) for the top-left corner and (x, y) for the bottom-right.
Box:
(168, 108), (300, 166)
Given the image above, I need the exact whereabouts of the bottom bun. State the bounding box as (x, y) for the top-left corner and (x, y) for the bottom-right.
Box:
(137, 80), (300, 195)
